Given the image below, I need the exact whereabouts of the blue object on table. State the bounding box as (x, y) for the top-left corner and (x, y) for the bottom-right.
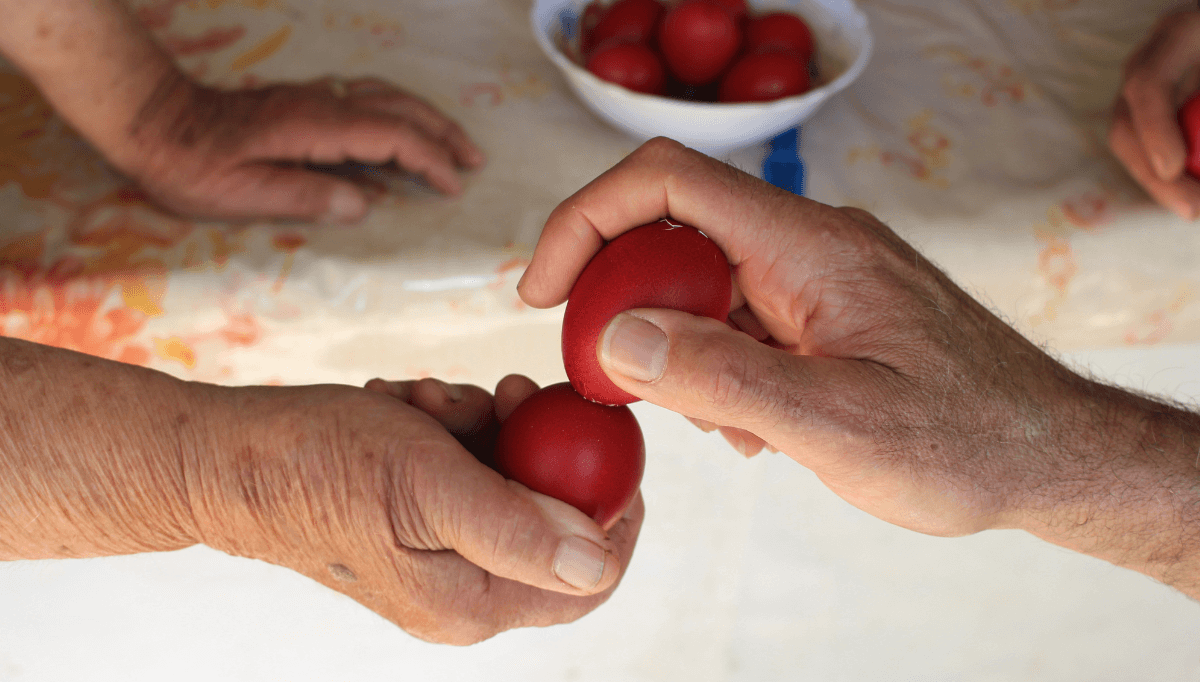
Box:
(559, 7), (578, 40)
(763, 126), (805, 196)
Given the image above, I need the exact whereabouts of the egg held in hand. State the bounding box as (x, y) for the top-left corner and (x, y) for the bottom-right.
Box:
(493, 383), (645, 529)
(562, 219), (732, 406)
(1180, 90), (1200, 180)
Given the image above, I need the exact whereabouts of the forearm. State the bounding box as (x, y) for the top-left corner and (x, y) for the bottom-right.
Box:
(0, 337), (221, 560)
(0, 0), (178, 171)
(1009, 377), (1200, 597)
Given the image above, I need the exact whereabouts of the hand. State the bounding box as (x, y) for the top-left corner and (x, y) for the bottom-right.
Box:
(112, 73), (486, 222)
(1109, 10), (1200, 220)
(0, 0), (483, 222)
(187, 375), (643, 644)
(516, 139), (1200, 596)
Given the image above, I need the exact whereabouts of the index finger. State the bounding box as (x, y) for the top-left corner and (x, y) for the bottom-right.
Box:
(516, 138), (816, 308)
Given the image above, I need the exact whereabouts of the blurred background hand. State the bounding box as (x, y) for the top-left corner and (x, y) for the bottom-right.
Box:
(1109, 9), (1200, 219)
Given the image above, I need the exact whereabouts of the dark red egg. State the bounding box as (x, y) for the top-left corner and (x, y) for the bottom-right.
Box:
(587, 41), (666, 95)
(562, 220), (731, 406)
(719, 51), (811, 102)
(1179, 90), (1200, 179)
(657, 0), (743, 85)
(706, 0), (749, 22)
(587, 0), (665, 55)
(745, 12), (815, 62)
(493, 383), (644, 529)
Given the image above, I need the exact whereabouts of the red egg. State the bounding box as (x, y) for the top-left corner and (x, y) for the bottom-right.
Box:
(719, 51), (810, 102)
(587, 41), (666, 95)
(657, 0), (742, 85)
(562, 220), (732, 406)
(1180, 90), (1200, 179)
(493, 383), (644, 529)
(707, 0), (748, 21)
(587, 0), (665, 55)
(745, 12), (815, 62)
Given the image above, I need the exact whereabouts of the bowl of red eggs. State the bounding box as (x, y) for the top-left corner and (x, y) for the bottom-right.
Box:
(531, 0), (872, 155)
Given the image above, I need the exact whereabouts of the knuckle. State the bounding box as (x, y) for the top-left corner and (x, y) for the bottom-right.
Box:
(683, 332), (778, 422)
(1119, 77), (1142, 103)
(386, 447), (444, 551)
(634, 136), (690, 166)
(479, 512), (535, 575)
(837, 206), (876, 225)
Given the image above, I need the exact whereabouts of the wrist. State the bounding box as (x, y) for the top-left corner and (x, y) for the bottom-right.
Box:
(103, 67), (205, 183)
(0, 0), (186, 181)
(1001, 375), (1200, 593)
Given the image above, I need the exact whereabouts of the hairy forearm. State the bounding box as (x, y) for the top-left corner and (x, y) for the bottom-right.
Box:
(0, 337), (217, 560)
(0, 0), (177, 170)
(1010, 377), (1200, 597)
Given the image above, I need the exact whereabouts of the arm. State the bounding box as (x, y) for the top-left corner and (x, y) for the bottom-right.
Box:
(0, 0), (485, 221)
(0, 336), (642, 642)
(0, 335), (202, 559)
(0, 0), (176, 182)
(519, 138), (1200, 598)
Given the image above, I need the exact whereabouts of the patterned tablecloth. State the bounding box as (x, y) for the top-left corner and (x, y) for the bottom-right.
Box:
(3, 1), (1200, 680)
(1, 0), (1197, 392)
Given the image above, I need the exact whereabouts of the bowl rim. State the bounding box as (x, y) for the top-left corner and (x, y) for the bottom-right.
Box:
(529, 0), (874, 112)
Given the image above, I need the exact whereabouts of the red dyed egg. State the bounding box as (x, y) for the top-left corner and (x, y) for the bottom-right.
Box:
(719, 51), (810, 103)
(562, 220), (731, 406)
(1180, 90), (1200, 179)
(745, 12), (815, 62)
(657, 0), (742, 85)
(587, 0), (665, 55)
(587, 41), (666, 95)
(493, 383), (644, 529)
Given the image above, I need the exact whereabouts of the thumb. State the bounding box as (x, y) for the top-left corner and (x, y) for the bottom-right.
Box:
(433, 459), (639, 596)
(596, 308), (831, 439)
(198, 165), (369, 223)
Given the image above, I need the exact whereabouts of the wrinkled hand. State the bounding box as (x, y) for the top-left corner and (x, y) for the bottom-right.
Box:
(113, 73), (485, 222)
(187, 376), (642, 644)
(1109, 10), (1200, 219)
(518, 139), (1103, 539)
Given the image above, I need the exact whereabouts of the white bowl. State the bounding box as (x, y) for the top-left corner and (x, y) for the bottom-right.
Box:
(531, 0), (873, 156)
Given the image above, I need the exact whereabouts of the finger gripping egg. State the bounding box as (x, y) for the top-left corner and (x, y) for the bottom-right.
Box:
(493, 383), (645, 529)
(562, 220), (732, 406)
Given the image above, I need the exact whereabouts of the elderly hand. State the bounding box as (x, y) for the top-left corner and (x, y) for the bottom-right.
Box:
(0, 0), (484, 223)
(1109, 9), (1200, 220)
(0, 336), (641, 645)
(111, 73), (485, 222)
(190, 374), (642, 644)
(518, 138), (1200, 596)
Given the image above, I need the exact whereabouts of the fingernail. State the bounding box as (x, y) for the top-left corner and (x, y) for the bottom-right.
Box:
(524, 489), (614, 591)
(433, 379), (463, 402)
(600, 313), (668, 382)
(553, 536), (607, 591)
(326, 185), (366, 223)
